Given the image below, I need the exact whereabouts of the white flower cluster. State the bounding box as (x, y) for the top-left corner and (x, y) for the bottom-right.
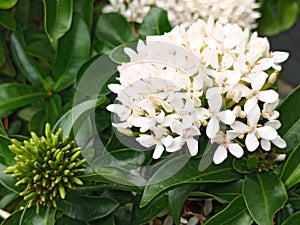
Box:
(103, 0), (260, 29)
(107, 17), (288, 164)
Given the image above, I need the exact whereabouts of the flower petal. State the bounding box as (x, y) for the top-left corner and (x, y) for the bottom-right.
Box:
(271, 136), (287, 149)
(187, 138), (198, 156)
(107, 104), (131, 121)
(206, 117), (220, 138)
(208, 93), (222, 113)
(218, 110), (236, 125)
(153, 144), (164, 159)
(261, 139), (271, 151)
(166, 136), (183, 152)
(258, 90), (279, 103)
(231, 121), (249, 133)
(247, 104), (260, 127)
(245, 132), (259, 152)
(213, 145), (228, 164)
(257, 126), (277, 140)
(228, 143), (244, 158)
(182, 114), (194, 129)
(244, 96), (258, 115)
(273, 51), (289, 63)
(131, 117), (151, 132)
(136, 135), (156, 148)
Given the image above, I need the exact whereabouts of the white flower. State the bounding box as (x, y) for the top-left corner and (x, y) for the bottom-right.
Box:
(103, 0), (260, 29)
(262, 99), (280, 120)
(231, 104), (278, 152)
(212, 131), (244, 164)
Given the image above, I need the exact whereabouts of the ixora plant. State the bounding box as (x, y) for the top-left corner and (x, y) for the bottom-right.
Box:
(0, 1), (300, 225)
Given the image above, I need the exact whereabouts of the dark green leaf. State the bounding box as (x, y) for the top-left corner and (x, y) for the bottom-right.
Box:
(0, 40), (5, 67)
(280, 143), (300, 189)
(243, 172), (288, 225)
(1, 210), (22, 225)
(278, 85), (300, 152)
(278, 0), (299, 31)
(20, 206), (56, 225)
(0, 120), (7, 136)
(0, 0), (18, 10)
(57, 193), (119, 222)
(0, 162), (21, 193)
(95, 13), (136, 48)
(0, 83), (47, 115)
(109, 44), (131, 64)
(0, 134), (15, 166)
(0, 10), (16, 30)
(257, 2), (280, 36)
(168, 185), (197, 225)
(53, 12), (91, 92)
(28, 109), (47, 136)
(205, 195), (252, 225)
(10, 30), (46, 86)
(74, 0), (93, 31)
(45, 94), (62, 125)
(132, 194), (168, 225)
(140, 156), (242, 207)
(282, 210), (300, 225)
(139, 7), (172, 36)
(43, 0), (73, 41)
(26, 40), (55, 62)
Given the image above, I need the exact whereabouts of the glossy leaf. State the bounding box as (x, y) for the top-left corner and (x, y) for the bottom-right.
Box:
(10, 31), (46, 86)
(243, 172), (288, 225)
(0, 83), (47, 114)
(140, 156), (242, 207)
(0, 134), (15, 166)
(1, 210), (22, 225)
(57, 193), (119, 222)
(27, 40), (55, 62)
(95, 13), (136, 48)
(20, 206), (56, 225)
(132, 194), (168, 225)
(280, 144), (300, 189)
(43, 0), (73, 41)
(45, 94), (62, 125)
(0, 10), (16, 30)
(282, 210), (300, 225)
(0, 0), (18, 10)
(53, 13), (91, 92)
(278, 85), (300, 152)
(74, 0), (93, 31)
(139, 7), (172, 36)
(205, 196), (252, 225)
(258, 2), (280, 36)
(278, 0), (299, 31)
(28, 109), (47, 136)
(0, 163), (21, 193)
(168, 184), (197, 225)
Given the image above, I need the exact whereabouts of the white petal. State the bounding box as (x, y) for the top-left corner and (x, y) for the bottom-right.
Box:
(257, 126), (277, 140)
(136, 135), (156, 148)
(166, 136), (183, 152)
(258, 90), (279, 103)
(272, 136), (287, 148)
(213, 145), (228, 164)
(261, 139), (271, 151)
(231, 121), (249, 133)
(263, 99), (279, 112)
(107, 83), (123, 94)
(228, 143), (244, 158)
(273, 51), (289, 63)
(251, 71), (268, 91)
(265, 120), (281, 130)
(206, 117), (220, 138)
(218, 110), (236, 125)
(208, 94), (222, 113)
(182, 114), (194, 129)
(226, 130), (239, 140)
(206, 87), (222, 99)
(187, 138), (198, 156)
(246, 132), (259, 152)
(106, 104), (131, 121)
(163, 114), (179, 127)
(244, 97), (258, 115)
(187, 216), (199, 225)
(247, 104), (260, 127)
(170, 120), (183, 135)
(162, 135), (173, 147)
(153, 144), (164, 159)
(131, 117), (151, 132)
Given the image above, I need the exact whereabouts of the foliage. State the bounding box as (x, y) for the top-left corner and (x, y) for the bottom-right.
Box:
(0, 0), (299, 225)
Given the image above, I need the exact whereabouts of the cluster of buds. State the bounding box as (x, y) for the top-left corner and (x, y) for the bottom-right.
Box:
(107, 17), (288, 165)
(5, 124), (85, 208)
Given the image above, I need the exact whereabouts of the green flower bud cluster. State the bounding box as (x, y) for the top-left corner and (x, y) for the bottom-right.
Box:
(4, 123), (86, 208)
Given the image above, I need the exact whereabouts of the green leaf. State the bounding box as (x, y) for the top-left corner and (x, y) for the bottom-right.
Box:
(1, 210), (22, 225)
(74, 0), (93, 32)
(53, 12), (91, 92)
(278, 85), (300, 152)
(10, 31), (46, 86)
(57, 193), (119, 222)
(278, 0), (299, 31)
(45, 94), (62, 125)
(132, 194), (168, 225)
(205, 195), (252, 225)
(0, 10), (16, 30)
(0, 83), (47, 115)
(0, 162), (21, 193)
(280, 143), (300, 189)
(0, 134), (15, 166)
(0, 40), (5, 67)
(140, 156), (242, 207)
(168, 185), (197, 225)
(43, 0), (73, 41)
(95, 13), (136, 48)
(242, 172), (288, 225)
(20, 206), (56, 225)
(27, 40), (55, 63)
(282, 210), (300, 225)
(28, 109), (47, 136)
(0, 120), (7, 136)
(0, 0), (18, 10)
(139, 7), (172, 36)
(257, 2), (280, 36)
